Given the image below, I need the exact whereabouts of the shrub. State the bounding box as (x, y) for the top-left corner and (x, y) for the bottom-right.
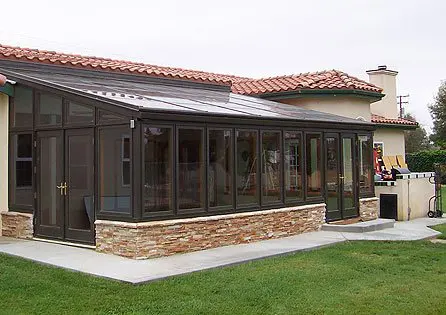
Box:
(406, 150), (446, 184)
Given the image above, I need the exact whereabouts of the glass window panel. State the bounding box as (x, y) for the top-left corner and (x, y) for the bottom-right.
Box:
(11, 134), (34, 207)
(209, 129), (233, 208)
(98, 127), (131, 214)
(122, 137), (130, 186)
(284, 132), (303, 201)
(178, 128), (205, 210)
(66, 101), (94, 124)
(38, 93), (62, 126)
(236, 130), (258, 206)
(98, 110), (125, 122)
(306, 134), (322, 197)
(144, 126), (173, 212)
(325, 137), (339, 212)
(262, 131), (281, 203)
(359, 135), (373, 194)
(13, 86), (33, 128)
(343, 138), (354, 209)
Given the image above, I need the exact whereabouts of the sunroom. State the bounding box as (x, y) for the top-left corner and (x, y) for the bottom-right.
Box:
(1, 68), (376, 258)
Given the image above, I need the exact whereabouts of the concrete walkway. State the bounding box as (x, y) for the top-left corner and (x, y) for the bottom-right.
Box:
(0, 217), (445, 284)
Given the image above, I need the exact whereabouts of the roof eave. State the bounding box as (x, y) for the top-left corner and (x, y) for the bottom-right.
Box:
(257, 89), (384, 102)
(374, 122), (418, 130)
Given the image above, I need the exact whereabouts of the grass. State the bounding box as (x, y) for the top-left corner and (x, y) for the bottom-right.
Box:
(432, 223), (446, 240)
(1, 241), (446, 315)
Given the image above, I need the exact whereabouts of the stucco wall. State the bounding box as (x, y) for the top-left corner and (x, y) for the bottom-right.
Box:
(0, 93), (8, 236)
(375, 174), (435, 221)
(373, 128), (405, 157)
(368, 70), (398, 119)
(280, 96), (372, 122)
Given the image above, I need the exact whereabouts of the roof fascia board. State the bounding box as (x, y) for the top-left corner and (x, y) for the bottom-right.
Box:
(374, 123), (418, 130)
(139, 108), (376, 131)
(259, 89), (385, 102)
(1, 68), (141, 117)
(0, 59), (232, 92)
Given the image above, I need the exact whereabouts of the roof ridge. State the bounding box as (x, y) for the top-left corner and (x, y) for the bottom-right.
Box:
(0, 43), (251, 84)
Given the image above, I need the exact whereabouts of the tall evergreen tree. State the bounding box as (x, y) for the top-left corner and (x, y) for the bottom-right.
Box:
(404, 113), (431, 153)
(429, 81), (446, 149)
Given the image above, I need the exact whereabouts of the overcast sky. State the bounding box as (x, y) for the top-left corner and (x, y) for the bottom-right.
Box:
(1, 0), (444, 131)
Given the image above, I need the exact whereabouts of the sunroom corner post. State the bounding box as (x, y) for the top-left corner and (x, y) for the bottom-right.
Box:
(0, 92), (9, 235)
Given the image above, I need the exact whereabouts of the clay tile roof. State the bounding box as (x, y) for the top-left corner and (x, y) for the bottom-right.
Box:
(0, 44), (382, 95)
(0, 44), (246, 86)
(231, 70), (383, 95)
(371, 114), (418, 126)
(0, 73), (6, 86)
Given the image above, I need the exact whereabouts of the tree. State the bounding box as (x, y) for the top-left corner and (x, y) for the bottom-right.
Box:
(429, 81), (446, 149)
(404, 113), (431, 153)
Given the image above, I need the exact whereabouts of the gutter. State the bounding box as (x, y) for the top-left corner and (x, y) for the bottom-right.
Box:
(0, 73), (15, 96)
(258, 89), (385, 102)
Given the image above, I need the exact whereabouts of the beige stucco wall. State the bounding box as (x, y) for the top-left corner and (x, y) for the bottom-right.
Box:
(368, 69), (398, 119)
(0, 93), (9, 235)
(373, 128), (405, 157)
(280, 96), (372, 122)
(375, 174), (435, 220)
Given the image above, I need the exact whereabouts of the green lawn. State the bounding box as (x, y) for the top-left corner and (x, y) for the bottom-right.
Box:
(1, 241), (446, 315)
(432, 223), (446, 240)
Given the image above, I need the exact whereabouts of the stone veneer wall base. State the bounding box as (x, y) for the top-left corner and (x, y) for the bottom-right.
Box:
(1, 211), (33, 239)
(96, 203), (326, 259)
(359, 197), (379, 221)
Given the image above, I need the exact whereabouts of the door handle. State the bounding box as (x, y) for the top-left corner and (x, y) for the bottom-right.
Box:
(56, 182), (68, 196)
(339, 174), (345, 180)
(56, 182), (64, 195)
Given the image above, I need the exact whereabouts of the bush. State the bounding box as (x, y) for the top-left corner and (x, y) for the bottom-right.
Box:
(406, 150), (446, 184)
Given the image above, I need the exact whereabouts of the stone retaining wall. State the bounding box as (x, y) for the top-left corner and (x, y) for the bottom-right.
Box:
(359, 197), (379, 221)
(96, 203), (326, 259)
(1, 211), (33, 239)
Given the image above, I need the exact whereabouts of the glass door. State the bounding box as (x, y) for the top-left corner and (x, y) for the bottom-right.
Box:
(324, 133), (358, 221)
(65, 129), (95, 244)
(35, 129), (95, 244)
(35, 130), (64, 239)
(325, 134), (341, 221)
(341, 134), (358, 219)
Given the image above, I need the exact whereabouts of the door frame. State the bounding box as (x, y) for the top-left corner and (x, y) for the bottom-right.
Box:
(34, 128), (95, 245)
(35, 130), (64, 240)
(324, 132), (359, 222)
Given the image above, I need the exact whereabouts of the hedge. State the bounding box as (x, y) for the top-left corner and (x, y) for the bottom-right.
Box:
(406, 150), (446, 184)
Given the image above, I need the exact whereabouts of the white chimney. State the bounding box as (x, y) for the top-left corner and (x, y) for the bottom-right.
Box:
(367, 65), (398, 119)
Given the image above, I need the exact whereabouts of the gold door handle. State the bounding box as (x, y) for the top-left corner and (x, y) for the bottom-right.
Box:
(56, 183), (64, 195)
(339, 175), (345, 180)
(56, 182), (68, 196)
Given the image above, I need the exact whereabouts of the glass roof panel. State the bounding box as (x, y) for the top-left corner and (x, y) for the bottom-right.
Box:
(4, 69), (371, 125)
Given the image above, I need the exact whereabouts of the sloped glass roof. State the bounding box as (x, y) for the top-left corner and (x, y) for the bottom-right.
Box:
(2, 69), (372, 125)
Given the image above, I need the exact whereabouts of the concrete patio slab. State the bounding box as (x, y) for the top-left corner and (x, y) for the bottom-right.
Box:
(322, 218), (395, 233)
(0, 217), (445, 284)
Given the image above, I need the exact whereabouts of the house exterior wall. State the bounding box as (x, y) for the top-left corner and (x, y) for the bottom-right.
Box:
(0, 93), (8, 235)
(373, 128), (405, 157)
(280, 96), (372, 122)
(95, 203), (326, 259)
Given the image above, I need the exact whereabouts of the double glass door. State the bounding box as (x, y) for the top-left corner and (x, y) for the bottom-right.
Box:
(35, 129), (95, 244)
(325, 133), (357, 221)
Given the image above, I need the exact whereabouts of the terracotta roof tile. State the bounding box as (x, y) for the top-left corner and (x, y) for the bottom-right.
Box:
(0, 44), (244, 86)
(0, 44), (382, 95)
(371, 114), (418, 126)
(231, 70), (382, 95)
